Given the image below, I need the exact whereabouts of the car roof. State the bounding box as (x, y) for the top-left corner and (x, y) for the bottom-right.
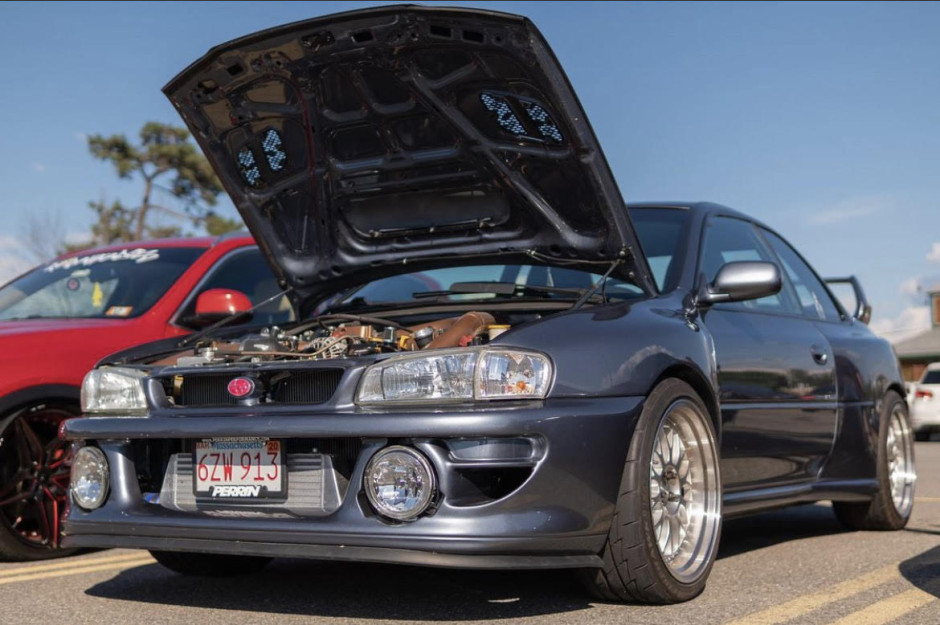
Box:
(51, 232), (255, 261)
(628, 201), (748, 218)
(627, 201), (775, 230)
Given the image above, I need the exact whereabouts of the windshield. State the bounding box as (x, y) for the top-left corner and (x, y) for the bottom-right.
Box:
(332, 264), (644, 309)
(628, 207), (689, 292)
(0, 247), (206, 320)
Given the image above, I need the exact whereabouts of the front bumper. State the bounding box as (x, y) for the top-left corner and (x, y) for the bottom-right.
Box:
(62, 397), (642, 570)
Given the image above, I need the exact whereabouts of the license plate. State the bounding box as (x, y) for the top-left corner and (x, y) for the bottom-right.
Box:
(194, 438), (285, 499)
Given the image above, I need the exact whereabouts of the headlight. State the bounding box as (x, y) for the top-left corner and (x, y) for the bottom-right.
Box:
(356, 348), (552, 404)
(81, 366), (148, 414)
(70, 446), (110, 510)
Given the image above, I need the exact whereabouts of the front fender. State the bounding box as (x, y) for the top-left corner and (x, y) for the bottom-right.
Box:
(496, 296), (716, 399)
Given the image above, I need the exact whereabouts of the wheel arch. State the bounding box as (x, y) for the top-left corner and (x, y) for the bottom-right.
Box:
(0, 385), (81, 431)
(887, 383), (907, 407)
(651, 364), (721, 439)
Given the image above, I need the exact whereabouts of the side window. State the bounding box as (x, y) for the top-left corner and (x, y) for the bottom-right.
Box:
(760, 229), (842, 322)
(700, 216), (797, 314)
(178, 248), (294, 326)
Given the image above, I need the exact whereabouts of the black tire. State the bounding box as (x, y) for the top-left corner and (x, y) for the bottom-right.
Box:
(914, 430), (930, 442)
(580, 378), (722, 604)
(833, 390), (915, 531)
(150, 550), (273, 576)
(0, 402), (80, 562)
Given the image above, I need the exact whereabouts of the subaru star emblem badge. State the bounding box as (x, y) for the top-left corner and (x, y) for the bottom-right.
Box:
(227, 377), (255, 398)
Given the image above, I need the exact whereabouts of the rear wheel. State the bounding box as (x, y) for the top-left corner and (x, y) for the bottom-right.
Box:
(834, 391), (915, 530)
(580, 379), (722, 604)
(0, 402), (79, 561)
(150, 551), (273, 576)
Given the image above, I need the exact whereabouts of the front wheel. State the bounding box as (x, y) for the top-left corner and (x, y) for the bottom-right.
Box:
(834, 391), (915, 530)
(581, 378), (722, 604)
(0, 402), (79, 561)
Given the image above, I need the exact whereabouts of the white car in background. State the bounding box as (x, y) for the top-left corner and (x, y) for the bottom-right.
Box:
(911, 362), (940, 441)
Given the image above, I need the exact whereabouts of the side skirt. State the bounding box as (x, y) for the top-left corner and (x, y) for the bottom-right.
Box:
(723, 478), (878, 519)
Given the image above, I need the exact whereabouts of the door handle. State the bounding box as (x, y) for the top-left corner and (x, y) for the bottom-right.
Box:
(810, 345), (829, 365)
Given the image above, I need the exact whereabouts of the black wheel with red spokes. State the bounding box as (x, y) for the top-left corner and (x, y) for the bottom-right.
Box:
(0, 402), (79, 561)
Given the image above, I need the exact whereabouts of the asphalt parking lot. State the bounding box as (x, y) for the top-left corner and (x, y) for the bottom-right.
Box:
(2, 442), (938, 625)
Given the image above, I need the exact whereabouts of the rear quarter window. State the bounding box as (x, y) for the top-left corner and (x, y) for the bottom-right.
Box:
(922, 370), (940, 384)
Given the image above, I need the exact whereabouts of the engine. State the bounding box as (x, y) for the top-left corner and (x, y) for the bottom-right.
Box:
(160, 312), (511, 367)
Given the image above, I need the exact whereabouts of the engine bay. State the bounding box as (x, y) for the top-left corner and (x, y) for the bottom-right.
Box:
(160, 311), (511, 367)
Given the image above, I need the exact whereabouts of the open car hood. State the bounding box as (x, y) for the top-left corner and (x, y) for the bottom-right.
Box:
(165, 5), (654, 305)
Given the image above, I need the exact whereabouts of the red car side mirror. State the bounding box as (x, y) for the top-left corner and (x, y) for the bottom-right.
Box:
(184, 288), (253, 329)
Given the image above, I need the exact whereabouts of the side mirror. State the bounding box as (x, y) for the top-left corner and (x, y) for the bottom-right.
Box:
(698, 261), (782, 306)
(182, 288), (253, 329)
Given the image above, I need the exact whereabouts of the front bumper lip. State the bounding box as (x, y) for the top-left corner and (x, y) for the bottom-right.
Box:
(62, 397), (643, 568)
(63, 534), (603, 570)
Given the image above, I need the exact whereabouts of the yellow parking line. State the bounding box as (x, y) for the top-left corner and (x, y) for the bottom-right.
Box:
(828, 587), (935, 625)
(723, 564), (899, 625)
(914, 497), (940, 503)
(0, 556), (154, 585)
(0, 552), (154, 578)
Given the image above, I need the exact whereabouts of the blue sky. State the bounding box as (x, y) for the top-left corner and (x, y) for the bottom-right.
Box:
(1, 1), (938, 339)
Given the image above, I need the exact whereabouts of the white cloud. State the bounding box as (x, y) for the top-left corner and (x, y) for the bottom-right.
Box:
(927, 243), (940, 264)
(32, 162), (46, 173)
(74, 132), (88, 143)
(807, 196), (887, 226)
(0, 236), (32, 284)
(0, 255), (31, 283)
(870, 305), (931, 344)
(899, 277), (921, 298)
(0, 235), (25, 254)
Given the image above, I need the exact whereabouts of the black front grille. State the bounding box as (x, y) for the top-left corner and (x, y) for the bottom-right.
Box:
(180, 375), (235, 406)
(272, 370), (344, 404)
(163, 369), (344, 408)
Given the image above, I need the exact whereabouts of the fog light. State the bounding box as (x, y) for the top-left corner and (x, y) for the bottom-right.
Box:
(70, 446), (109, 510)
(364, 446), (436, 521)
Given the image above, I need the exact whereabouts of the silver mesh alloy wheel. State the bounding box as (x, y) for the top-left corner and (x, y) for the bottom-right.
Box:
(886, 404), (916, 517)
(649, 399), (721, 583)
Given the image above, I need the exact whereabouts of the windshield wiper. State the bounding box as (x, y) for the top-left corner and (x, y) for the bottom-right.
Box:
(177, 287), (294, 348)
(412, 282), (609, 304)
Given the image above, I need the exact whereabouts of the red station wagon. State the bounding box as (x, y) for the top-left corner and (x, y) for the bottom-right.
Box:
(0, 233), (293, 560)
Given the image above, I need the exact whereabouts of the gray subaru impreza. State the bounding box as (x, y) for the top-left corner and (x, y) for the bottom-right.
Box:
(62, 5), (914, 604)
